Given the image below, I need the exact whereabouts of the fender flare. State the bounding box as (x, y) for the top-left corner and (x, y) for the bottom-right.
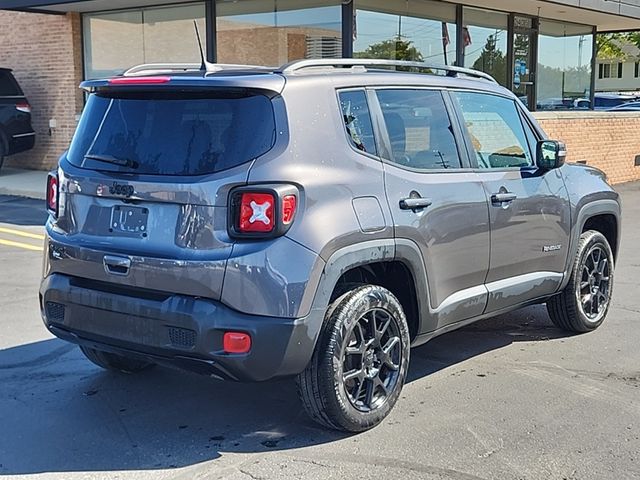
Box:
(304, 238), (432, 351)
(559, 199), (621, 292)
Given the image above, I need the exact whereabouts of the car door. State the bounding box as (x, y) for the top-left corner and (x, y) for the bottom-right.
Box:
(450, 90), (571, 313)
(370, 87), (491, 334)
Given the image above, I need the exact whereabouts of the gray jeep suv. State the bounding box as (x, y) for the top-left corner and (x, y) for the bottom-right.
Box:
(40, 59), (620, 432)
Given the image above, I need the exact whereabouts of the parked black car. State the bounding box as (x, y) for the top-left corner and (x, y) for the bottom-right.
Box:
(0, 68), (35, 171)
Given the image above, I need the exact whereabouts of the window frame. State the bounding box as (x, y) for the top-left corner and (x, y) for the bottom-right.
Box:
(335, 87), (381, 161)
(365, 85), (472, 174)
(447, 88), (541, 172)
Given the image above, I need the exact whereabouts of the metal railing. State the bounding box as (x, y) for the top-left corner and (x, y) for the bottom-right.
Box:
(276, 58), (498, 83)
(120, 58), (497, 84)
(123, 62), (273, 76)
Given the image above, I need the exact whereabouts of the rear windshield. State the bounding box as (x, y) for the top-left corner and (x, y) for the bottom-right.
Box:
(67, 91), (276, 176)
(0, 71), (23, 96)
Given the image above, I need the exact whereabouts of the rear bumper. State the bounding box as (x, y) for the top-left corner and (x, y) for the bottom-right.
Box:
(40, 273), (320, 381)
(8, 131), (35, 155)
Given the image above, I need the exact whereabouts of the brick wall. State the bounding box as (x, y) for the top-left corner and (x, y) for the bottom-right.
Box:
(0, 10), (83, 170)
(534, 111), (640, 185)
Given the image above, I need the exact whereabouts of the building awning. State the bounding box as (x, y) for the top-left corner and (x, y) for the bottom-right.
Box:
(2, 0), (640, 31)
(446, 0), (640, 31)
(0, 0), (201, 14)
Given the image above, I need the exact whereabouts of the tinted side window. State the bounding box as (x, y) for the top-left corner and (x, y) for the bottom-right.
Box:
(453, 92), (533, 169)
(0, 71), (22, 96)
(339, 90), (377, 155)
(376, 89), (461, 170)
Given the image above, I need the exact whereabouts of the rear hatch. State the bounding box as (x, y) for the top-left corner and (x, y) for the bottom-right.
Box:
(48, 74), (284, 300)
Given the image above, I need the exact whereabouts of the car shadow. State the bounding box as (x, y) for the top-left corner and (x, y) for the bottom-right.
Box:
(0, 305), (574, 475)
(0, 195), (47, 226)
(407, 304), (575, 382)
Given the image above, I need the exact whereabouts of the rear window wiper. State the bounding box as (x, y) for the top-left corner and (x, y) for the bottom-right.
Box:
(84, 154), (139, 169)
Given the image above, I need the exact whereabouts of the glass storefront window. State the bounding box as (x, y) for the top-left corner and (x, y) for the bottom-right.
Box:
(463, 8), (508, 86)
(216, 0), (342, 66)
(354, 0), (456, 65)
(83, 3), (206, 79)
(537, 20), (593, 110)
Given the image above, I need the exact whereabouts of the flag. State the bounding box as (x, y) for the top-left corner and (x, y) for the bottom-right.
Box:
(463, 27), (472, 47)
(441, 22), (450, 47)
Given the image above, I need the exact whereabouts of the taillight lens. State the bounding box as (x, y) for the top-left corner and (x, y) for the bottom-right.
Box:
(238, 192), (275, 233)
(282, 195), (297, 225)
(229, 185), (298, 239)
(46, 172), (58, 216)
(15, 101), (31, 113)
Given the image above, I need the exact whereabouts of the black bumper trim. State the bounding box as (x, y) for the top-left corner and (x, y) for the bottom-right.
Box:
(40, 273), (323, 382)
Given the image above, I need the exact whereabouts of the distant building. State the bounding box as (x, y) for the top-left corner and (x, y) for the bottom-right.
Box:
(596, 42), (640, 93)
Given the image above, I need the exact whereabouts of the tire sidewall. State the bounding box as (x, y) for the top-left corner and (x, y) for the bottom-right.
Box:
(572, 232), (614, 329)
(319, 286), (411, 432)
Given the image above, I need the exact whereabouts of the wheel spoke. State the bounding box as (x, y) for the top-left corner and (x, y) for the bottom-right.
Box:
(364, 378), (375, 408)
(580, 281), (590, 290)
(597, 291), (608, 305)
(597, 258), (608, 275)
(582, 293), (593, 314)
(373, 375), (388, 396)
(378, 314), (391, 337)
(380, 336), (401, 370)
(352, 378), (365, 403)
(344, 368), (364, 382)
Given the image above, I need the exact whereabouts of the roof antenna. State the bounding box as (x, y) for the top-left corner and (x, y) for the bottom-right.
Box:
(193, 20), (207, 71)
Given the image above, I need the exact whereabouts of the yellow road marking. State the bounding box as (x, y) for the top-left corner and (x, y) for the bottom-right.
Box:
(0, 226), (45, 240)
(0, 238), (43, 252)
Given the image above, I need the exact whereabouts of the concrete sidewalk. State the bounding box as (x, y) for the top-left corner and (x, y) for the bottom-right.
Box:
(0, 168), (47, 200)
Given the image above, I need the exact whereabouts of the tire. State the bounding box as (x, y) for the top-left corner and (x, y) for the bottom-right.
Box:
(79, 346), (155, 373)
(297, 285), (411, 432)
(547, 230), (614, 333)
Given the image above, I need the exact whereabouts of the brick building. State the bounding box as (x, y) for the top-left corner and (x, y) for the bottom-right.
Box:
(1, 0), (640, 182)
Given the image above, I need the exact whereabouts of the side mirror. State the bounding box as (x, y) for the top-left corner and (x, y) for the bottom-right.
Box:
(537, 140), (566, 170)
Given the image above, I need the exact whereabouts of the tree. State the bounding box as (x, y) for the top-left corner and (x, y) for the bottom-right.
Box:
(472, 34), (506, 85)
(597, 32), (640, 60)
(355, 38), (424, 62)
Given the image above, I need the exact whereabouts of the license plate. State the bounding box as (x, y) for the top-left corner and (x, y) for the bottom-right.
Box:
(109, 205), (148, 238)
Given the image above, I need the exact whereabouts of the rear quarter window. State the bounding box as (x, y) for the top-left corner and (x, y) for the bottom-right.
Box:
(0, 71), (23, 96)
(338, 90), (377, 155)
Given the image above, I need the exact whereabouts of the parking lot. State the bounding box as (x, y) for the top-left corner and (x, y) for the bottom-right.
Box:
(0, 184), (639, 480)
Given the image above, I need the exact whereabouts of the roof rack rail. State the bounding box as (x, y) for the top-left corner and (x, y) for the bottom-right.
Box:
(124, 63), (201, 76)
(276, 59), (498, 84)
(123, 62), (274, 77)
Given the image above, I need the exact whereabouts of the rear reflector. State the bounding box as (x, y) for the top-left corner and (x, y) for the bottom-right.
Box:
(238, 192), (275, 233)
(108, 76), (171, 85)
(46, 172), (58, 216)
(223, 332), (251, 354)
(15, 101), (31, 113)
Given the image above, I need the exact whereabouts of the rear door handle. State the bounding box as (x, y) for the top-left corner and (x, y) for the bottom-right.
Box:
(491, 192), (517, 204)
(103, 255), (131, 276)
(399, 197), (433, 210)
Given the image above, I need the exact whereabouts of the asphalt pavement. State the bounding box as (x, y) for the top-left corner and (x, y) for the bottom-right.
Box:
(0, 185), (639, 480)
